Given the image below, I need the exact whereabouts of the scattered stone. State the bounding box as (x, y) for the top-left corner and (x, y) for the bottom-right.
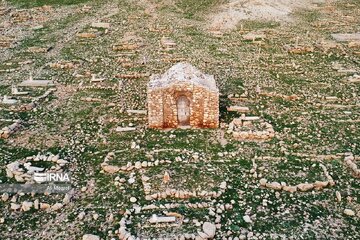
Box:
(91, 22), (110, 29)
(331, 33), (360, 42)
(115, 127), (136, 132)
(149, 214), (176, 223)
(265, 182), (282, 190)
(163, 171), (170, 183)
(50, 203), (63, 211)
(336, 191), (342, 202)
(77, 33), (97, 38)
(259, 178), (267, 186)
(297, 183), (314, 192)
(21, 201), (33, 212)
(344, 209), (355, 216)
(10, 203), (21, 210)
(242, 32), (266, 41)
(243, 215), (252, 223)
(130, 197), (137, 203)
(220, 181), (227, 190)
(202, 222), (216, 238)
(102, 165), (120, 174)
(82, 234), (100, 240)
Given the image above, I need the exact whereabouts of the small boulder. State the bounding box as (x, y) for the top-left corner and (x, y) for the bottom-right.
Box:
(202, 222), (216, 238)
(82, 234), (100, 240)
(344, 209), (355, 216)
(297, 183), (314, 192)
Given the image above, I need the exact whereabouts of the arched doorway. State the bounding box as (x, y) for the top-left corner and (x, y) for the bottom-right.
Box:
(177, 96), (190, 126)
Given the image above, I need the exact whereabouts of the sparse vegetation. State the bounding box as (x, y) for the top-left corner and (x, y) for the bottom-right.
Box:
(0, 0), (359, 239)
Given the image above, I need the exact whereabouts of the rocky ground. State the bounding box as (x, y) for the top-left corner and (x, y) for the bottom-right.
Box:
(0, 0), (359, 239)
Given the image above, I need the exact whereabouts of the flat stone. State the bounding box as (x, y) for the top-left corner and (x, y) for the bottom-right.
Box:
(82, 234), (100, 240)
(344, 209), (355, 216)
(227, 106), (250, 112)
(243, 215), (252, 223)
(21, 201), (33, 212)
(331, 33), (360, 42)
(219, 181), (227, 190)
(19, 79), (55, 87)
(297, 183), (314, 192)
(266, 182), (282, 190)
(282, 186), (297, 193)
(103, 165), (120, 174)
(259, 178), (267, 186)
(126, 110), (147, 114)
(149, 214), (176, 223)
(51, 203), (63, 211)
(91, 22), (110, 29)
(10, 203), (21, 210)
(115, 127), (136, 132)
(77, 33), (97, 38)
(202, 222), (216, 238)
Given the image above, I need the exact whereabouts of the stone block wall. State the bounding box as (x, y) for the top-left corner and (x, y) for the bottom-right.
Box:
(148, 83), (219, 129)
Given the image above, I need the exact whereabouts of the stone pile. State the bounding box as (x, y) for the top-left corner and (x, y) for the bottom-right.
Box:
(0, 120), (22, 139)
(284, 44), (314, 54)
(228, 115), (275, 141)
(142, 175), (226, 201)
(101, 152), (172, 174)
(141, 202), (233, 211)
(117, 213), (217, 239)
(5, 153), (68, 183)
(5, 193), (71, 213)
(344, 153), (359, 178)
(49, 61), (78, 70)
(348, 74), (360, 83)
(259, 163), (335, 193)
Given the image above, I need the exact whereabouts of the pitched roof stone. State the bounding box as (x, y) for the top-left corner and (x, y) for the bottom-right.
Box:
(148, 62), (218, 92)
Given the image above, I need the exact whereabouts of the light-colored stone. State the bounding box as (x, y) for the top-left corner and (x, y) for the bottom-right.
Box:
(103, 165), (120, 174)
(202, 222), (216, 238)
(266, 182), (282, 190)
(297, 183), (314, 192)
(220, 181), (227, 190)
(336, 191), (342, 202)
(51, 203), (63, 211)
(344, 209), (355, 216)
(282, 186), (297, 193)
(243, 215), (252, 223)
(40, 203), (50, 210)
(259, 178), (267, 186)
(82, 234), (100, 240)
(10, 203), (21, 210)
(21, 201), (33, 212)
(91, 22), (110, 29)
